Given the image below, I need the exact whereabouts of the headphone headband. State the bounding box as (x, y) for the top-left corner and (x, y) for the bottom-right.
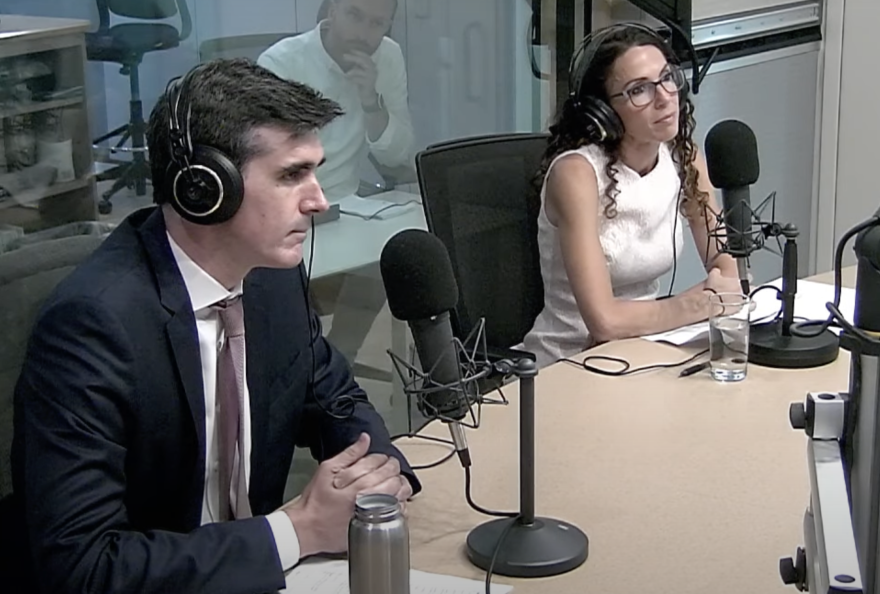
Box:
(163, 64), (245, 225)
(167, 66), (202, 168)
(566, 23), (681, 146)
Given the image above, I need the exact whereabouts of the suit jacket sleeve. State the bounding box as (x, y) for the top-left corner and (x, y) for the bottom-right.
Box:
(296, 308), (422, 495)
(15, 298), (286, 594)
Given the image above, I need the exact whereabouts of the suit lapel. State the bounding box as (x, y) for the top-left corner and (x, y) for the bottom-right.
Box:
(136, 208), (206, 521)
(243, 274), (269, 481)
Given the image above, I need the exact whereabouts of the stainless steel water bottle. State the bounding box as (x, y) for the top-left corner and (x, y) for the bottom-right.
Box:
(348, 493), (410, 594)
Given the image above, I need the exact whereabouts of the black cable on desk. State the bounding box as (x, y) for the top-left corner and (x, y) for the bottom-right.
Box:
(484, 515), (519, 594)
(390, 432), (456, 470)
(560, 348), (709, 377)
(791, 215), (879, 342)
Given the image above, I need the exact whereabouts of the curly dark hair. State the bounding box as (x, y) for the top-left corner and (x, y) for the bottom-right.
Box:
(537, 26), (707, 220)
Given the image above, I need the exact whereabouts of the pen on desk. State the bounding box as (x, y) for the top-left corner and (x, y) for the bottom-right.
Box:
(679, 361), (710, 377)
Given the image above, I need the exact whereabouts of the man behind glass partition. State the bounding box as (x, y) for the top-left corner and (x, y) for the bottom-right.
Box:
(258, 0), (416, 367)
(258, 0), (415, 200)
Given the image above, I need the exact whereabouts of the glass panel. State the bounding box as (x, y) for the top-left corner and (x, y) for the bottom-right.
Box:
(1, 0), (567, 502)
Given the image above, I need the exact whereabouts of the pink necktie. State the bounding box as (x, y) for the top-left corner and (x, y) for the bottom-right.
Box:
(214, 296), (252, 520)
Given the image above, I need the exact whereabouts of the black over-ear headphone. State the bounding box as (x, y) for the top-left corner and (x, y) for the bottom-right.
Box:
(165, 66), (245, 225)
(568, 22), (688, 145)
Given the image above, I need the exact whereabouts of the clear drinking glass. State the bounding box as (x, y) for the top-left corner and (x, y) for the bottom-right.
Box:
(708, 292), (751, 382)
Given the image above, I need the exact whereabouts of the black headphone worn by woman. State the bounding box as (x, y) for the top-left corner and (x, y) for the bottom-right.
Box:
(164, 65), (245, 225)
(568, 22), (688, 145)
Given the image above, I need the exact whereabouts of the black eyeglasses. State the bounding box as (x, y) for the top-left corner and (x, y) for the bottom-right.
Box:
(609, 65), (686, 108)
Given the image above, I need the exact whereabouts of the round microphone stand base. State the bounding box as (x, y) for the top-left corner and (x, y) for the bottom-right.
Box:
(748, 320), (840, 369)
(465, 516), (589, 578)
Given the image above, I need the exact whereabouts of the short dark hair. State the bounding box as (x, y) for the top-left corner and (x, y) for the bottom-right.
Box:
(147, 58), (343, 204)
(331, 0), (398, 18)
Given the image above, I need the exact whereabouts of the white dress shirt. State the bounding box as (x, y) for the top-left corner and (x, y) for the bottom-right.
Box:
(167, 234), (300, 570)
(258, 22), (415, 200)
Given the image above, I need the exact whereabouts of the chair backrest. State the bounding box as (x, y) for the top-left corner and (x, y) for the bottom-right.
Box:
(98, 0), (192, 39)
(107, 0), (179, 19)
(199, 32), (295, 63)
(415, 132), (549, 352)
(0, 233), (106, 499)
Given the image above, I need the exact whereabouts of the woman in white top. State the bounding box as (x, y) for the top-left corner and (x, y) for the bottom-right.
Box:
(520, 23), (741, 368)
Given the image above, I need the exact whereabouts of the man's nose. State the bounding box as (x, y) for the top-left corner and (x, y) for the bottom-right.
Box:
(305, 184), (329, 214)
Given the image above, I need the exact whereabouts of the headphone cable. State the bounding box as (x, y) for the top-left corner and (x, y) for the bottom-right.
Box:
(300, 217), (356, 421)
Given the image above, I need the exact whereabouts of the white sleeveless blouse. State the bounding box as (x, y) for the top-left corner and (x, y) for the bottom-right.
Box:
(519, 142), (684, 368)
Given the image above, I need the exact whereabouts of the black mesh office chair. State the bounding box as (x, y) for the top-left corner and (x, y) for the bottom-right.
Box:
(87, 0), (192, 215)
(415, 132), (549, 360)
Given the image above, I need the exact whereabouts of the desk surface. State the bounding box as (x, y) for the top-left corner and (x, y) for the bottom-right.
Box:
(303, 190), (426, 279)
(398, 267), (856, 593)
(0, 15), (90, 41)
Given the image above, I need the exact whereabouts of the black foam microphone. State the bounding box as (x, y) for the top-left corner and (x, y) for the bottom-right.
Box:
(379, 229), (471, 466)
(705, 119), (761, 294)
(382, 229), (590, 578)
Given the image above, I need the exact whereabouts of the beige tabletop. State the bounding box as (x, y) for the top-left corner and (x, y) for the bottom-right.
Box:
(398, 266), (857, 593)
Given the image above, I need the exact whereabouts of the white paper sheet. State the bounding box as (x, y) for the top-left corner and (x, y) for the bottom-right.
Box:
(280, 559), (514, 594)
(337, 195), (420, 220)
(643, 277), (856, 346)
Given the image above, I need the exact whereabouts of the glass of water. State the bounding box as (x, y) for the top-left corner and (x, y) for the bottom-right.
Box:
(708, 292), (751, 382)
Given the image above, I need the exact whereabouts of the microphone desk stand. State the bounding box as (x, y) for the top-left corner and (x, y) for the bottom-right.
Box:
(749, 222), (839, 368)
(465, 357), (589, 578)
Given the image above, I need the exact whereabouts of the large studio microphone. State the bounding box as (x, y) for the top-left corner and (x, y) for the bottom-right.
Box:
(705, 119), (838, 368)
(379, 229), (472, 467)
(704, 119), (760, 294)
(380, 228), (589, 579)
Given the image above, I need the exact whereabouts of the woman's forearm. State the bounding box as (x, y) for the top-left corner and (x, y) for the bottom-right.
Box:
(584, 289), (714, 344)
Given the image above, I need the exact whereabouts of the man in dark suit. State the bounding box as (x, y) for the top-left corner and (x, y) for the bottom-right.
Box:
(10, 58), (419, 594)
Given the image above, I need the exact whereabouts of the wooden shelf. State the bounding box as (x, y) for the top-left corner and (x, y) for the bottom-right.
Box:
(0, 95), (83, 119)
(0, 16), (96, 232)
(2, 174), (93, 208)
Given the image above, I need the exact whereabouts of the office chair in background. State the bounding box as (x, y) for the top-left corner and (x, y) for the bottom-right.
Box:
(415, 132), (548, 361)
(87, 0), (192, 215)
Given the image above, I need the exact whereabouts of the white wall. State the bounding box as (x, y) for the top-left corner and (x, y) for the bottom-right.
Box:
(814, 0), (880, 272)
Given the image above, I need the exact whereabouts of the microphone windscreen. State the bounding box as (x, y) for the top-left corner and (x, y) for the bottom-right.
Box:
(704, 119), (760, 188)
(380, 229), (459, 321)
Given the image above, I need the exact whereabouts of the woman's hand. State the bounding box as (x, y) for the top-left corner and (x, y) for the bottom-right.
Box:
(705, 267), (743, 295)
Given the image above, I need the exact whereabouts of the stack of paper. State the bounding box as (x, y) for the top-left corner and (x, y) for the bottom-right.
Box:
(643, 277), (856, 346)
(281, 559), (514, 593)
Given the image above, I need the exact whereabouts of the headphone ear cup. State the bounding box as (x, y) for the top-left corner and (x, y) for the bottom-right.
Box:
(168, 145), (244, 225)
(580, 96), (624, 144)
